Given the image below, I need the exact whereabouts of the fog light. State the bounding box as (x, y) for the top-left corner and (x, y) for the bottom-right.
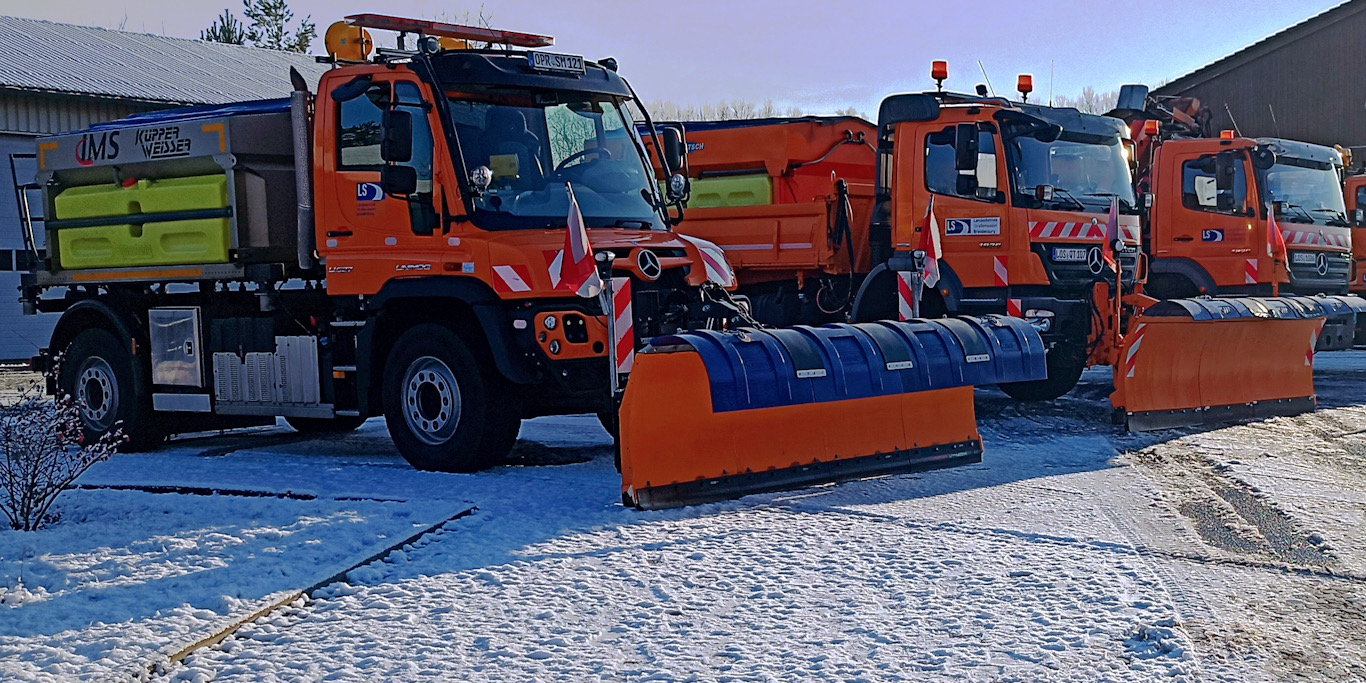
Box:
(544, 315), (557, 330)
(549, 340), (561, 355)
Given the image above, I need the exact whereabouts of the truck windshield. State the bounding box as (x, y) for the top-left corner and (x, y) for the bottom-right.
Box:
(1007, 132), (1136, 212)
(1256, 158), (1347, 226)
(446, 94), (661, 230)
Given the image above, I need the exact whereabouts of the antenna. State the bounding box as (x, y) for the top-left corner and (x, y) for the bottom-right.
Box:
(1268, 103), (1281, 137)
(977, 60), (996, 97)
(1049, 60), (1054, 107)
(1223, 103), (1242, 137)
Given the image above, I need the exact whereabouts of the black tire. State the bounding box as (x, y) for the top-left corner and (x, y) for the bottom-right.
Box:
(59, 328), (163, 451)
(998, 343), (1087, 402)
(382, 324), (515, 472)
(285, 415), (367, 434)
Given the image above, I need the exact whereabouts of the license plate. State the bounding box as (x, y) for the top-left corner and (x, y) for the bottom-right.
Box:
(1292, 251), (1317, 265)
(527, 51), (585, 74)
(1052, 247), (1088, 262)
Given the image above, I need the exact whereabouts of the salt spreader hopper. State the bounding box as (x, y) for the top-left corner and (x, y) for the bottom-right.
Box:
(618, 316), (1046, 509)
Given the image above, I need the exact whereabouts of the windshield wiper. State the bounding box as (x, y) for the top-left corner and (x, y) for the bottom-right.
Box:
(1309, 208), (1349, 225)
(1278, 202), (1316, 224)
(1048, 187), (1087, 212)
(1082, 192), (1134, 211)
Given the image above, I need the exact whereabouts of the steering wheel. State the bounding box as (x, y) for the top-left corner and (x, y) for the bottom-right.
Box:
(555, 147), (612, 173)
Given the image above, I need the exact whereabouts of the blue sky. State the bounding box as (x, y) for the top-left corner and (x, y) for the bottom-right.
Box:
(1, 0), (1344, 114)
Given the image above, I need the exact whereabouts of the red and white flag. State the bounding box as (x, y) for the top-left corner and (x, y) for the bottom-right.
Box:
(553, 184), (602, 298)
(1101, 195), (1119, 270)
(920, 196), (942, 287)
(1268, 210), (1288, 264)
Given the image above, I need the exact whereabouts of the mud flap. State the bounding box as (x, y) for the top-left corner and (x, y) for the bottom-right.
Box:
(618, 317), (1047, 509)
(1113, 297), (1329, 432)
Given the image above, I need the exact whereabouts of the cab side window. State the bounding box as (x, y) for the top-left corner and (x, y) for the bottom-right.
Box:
(338, 84), (391, 170)
(1182, 153), (1246, 215)
(925, 125), (999, 201)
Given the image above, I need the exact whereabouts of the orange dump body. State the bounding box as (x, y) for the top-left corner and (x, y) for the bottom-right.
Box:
(649, 118), (877, 288)
(1346, 174), (1366, 294)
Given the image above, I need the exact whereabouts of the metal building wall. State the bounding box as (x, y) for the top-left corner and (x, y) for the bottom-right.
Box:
(1153, 1), (1366, 150)
(0, 93), (166, 362)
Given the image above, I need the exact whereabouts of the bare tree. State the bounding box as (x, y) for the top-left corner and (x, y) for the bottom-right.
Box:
(643, 99), (813, 122)
(1052, 86), (1119, 115)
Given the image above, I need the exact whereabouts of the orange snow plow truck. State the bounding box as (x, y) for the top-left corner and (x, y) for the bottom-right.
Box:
(659, 65), (1351, 431)
(17, 15), (1047, 509)
(1104, 84), (1363, 350)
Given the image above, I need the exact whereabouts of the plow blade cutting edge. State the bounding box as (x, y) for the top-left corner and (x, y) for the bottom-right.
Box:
(1112, 296), (1352, 432)
(619, 317), (1047, 509)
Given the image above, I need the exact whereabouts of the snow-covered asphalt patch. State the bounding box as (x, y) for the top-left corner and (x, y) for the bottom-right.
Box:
(4, 354), (1366, 681)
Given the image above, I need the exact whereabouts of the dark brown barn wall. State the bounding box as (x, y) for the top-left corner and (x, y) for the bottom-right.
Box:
(1153, 1), (1366, 152)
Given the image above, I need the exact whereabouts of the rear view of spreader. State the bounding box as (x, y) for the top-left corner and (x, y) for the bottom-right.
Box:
(619, 316), (1047, 509)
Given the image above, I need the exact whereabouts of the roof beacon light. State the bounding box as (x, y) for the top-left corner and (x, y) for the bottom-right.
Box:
(344, 14), (554, 48)
(1017, 74), (1033, 102)
(1143, 119), (1161, 137)
(931, 61), (949, 91)
(1220, 129), (1236, 140)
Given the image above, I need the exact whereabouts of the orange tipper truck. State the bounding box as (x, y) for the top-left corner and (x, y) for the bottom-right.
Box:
(16, 16), (1049, 509)
(643, 117), (878, 326)
(844, 66), (1353, 431)
(1107, 84), (1360, 350)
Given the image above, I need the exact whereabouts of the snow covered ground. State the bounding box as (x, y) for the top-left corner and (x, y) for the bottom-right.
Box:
(4, 355), (1366, 681)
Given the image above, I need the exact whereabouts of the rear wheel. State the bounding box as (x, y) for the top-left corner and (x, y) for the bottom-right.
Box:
(998, 343), (1086, 402)
(59, 328), (163, 450)
(285, 415), (366, 434)
(382, 324), (515, 472)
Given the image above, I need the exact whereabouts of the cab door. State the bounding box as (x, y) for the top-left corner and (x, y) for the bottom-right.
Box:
(317, 73), (445, 295)
(1155, 147), (1256, 290)
(908, 122), (1012, 291)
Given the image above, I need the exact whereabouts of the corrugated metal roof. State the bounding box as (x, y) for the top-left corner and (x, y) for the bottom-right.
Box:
(0, 15), (329, 105)
(1155, 0), (1366, 95)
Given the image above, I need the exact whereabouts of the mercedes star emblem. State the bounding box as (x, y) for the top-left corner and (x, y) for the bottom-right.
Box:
(1316, 252), (1329, 277)
(637, 249), (662, 281)
(1087, 246), (1105, 275)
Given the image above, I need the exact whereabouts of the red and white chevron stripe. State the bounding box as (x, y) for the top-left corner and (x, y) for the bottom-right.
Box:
(1007, 298), (1023, 317)
(1280, 228), (1351, 249)
(1124, 323), (1147, 378)
(993, 256), (1009, 287)
(1245, 258), (1259, 285)
(1028, 219), (1140, 243)
(678, 235), (737, 287)
(897, 271), (915, 321)
(1307, 328), (1317, 367)
(492, 264), (533, 293)
(613, 277), (634, 374)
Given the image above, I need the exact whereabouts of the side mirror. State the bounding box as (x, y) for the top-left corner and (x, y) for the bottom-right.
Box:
(1355, 208), (1364, 226)
(381, 110), (413, 164)
(954, 123), (979, 171)
(382, 164), (418, 197)
(1214, 151), (1236, 210)
(659, 127), (685, 175)
(1035, 184), (1055, 202)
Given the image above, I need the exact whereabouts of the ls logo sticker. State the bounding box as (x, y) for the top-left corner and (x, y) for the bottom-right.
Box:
(945, 219), (970, 235)
(1202, 229), (1225, 242)
(357, 182), (386, 202)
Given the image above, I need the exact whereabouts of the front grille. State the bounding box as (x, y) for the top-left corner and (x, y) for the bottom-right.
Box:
(1286, 251), (1351, 294)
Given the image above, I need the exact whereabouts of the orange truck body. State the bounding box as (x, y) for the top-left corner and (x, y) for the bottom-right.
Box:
(645, 117), (877, 325)
(1345, 174), (1366, 294)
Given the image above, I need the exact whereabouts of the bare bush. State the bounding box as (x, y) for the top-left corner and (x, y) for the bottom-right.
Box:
(0, 383), (122, 531)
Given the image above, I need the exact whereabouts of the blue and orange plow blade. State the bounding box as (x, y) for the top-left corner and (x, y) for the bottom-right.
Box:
(619, 317), (1047, 509)
(1112, 296), (1356, 432)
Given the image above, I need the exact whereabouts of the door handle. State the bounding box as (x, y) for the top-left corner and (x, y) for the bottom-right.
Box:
(327, 230), (354, 238)
(1173, 235), (1194, 242)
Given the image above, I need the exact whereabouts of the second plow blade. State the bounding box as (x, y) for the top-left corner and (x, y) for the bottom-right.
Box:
(1113, 296), (1331, 432)
(619, 317), (1046, 510)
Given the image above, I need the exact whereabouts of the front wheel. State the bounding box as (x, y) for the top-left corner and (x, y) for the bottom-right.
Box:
(998, 343), (1086, 402)
(382, 324), (516, 472)
(59, 328), (163, 450)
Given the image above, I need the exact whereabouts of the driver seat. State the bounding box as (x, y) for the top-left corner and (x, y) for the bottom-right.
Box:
(481, 109), (544, 187)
